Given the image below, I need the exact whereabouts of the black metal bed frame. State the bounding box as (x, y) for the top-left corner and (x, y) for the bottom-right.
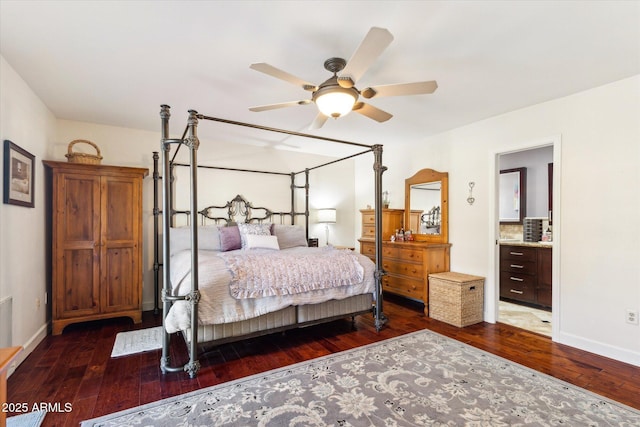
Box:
(155, 105), (386, 378)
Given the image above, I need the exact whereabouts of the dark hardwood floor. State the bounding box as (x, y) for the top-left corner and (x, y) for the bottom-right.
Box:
(7, 295), (640, 426)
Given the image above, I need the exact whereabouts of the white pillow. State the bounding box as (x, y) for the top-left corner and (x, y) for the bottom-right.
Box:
(273, 224), (308, 249)
(169, 225), (221, 254)
(245, 234), (280, 250)
(237, 222), (273, 248)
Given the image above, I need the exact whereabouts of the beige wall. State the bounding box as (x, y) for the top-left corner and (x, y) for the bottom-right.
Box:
(3, 50), (639, 369)
(0, 56), (57, 368)
(356, 75), (640, 366)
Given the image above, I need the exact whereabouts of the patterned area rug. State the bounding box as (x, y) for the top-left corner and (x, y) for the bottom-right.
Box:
(110, 326), (163, 358)
(85, 329), (640, 426)
(6, 410), (46, 427)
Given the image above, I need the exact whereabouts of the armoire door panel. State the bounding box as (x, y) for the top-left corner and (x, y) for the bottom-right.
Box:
(58, 248), (99, 317)
(59, 174), (100, 243)
(103, 178), (136, 242)
(102, 246), (138, 312)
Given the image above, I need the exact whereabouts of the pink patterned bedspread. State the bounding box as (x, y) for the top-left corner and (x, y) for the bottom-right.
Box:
(219, 248), (364, 299)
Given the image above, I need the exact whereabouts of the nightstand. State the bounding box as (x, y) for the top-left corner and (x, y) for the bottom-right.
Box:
(334, 245), (355, 251)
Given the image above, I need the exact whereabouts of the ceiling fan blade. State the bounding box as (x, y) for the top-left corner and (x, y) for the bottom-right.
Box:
(352, 102), (393, 122)
(250, 63), (318, 91)
(361, 81), (438, 99)
(338, 27), (394, 88)
(309, 113), (329, 130)
(249, 99), (311, 112)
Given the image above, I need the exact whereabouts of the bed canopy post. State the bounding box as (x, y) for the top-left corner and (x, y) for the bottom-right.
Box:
(289, 173), (295, 225)
(152, 151), (160, 314)
(159, 105), (201, 378)
(160, 105), (173, 374)
(184, 109), (201, 378)
(373, 144), (388, 330)
(304, 169), (310, 239)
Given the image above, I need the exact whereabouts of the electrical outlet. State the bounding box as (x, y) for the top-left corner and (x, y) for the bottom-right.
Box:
(36, 297), (41, 309)
(626, 309), (639, 325)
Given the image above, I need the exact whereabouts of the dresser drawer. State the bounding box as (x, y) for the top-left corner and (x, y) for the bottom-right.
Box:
(360, 241), (375, 257)
(362, 212), (376, 225)
(382, 275), (424, 299)
(500, 245), (537, 262)
(362, 225), (376, 239)
(500, 271), (536, 303)
(382, 245), (423, 263)
(501, 259), (536, 275)
(382, 259), (423, 279)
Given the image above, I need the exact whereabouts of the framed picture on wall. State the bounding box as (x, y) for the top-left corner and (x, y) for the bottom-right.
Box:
(3, 140), (35, 208)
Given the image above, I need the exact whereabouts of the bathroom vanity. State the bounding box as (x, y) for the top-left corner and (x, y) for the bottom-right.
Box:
(499, 242), (552, 309)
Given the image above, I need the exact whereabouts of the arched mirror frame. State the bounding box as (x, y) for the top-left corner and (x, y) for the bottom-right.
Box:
(404, 168), (449, 243)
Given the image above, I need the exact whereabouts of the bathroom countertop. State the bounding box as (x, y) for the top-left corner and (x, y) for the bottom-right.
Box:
(499, 240), (552, 248)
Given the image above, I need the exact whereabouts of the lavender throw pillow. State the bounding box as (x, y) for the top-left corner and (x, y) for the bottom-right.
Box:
(218, 225), (241, 251)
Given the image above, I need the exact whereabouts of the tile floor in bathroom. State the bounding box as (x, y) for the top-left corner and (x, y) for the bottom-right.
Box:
(498, 300), (552, 336)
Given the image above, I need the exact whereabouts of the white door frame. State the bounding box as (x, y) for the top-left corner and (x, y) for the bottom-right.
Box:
(487, 135), (561, 340)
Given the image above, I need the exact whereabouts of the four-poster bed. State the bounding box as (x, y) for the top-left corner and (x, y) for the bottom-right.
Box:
(155, 105), (386, 378)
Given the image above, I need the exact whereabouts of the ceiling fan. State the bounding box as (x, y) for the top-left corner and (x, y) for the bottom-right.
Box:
(249, 27), (438, 129)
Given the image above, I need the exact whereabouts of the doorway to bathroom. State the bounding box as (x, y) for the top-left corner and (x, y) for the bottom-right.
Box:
(496, 141), (559, 338)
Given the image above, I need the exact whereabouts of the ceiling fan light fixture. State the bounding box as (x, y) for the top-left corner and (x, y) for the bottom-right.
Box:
(313, 86), (358, 118)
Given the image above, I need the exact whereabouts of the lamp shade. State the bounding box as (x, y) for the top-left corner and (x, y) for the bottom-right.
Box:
(315, 89), (357, 118)
(317, 208), (337, 223)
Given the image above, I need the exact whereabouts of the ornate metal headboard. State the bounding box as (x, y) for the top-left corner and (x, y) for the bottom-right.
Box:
(173, 194), (294, 226)
(420, 206), (441, 233)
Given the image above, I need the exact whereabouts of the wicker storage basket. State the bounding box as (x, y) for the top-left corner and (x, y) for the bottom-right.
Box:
(65, 139), (103, 164)
(429, 272), (484, 327)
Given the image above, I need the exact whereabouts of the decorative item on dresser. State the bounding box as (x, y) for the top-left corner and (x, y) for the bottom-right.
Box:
(43, 161), (149, 335)
(359, 168), (452, 315)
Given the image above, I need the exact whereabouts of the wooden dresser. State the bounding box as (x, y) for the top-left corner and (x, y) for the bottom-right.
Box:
(360, 208), (403, 241)
(44, 161), (148, 335)
(360, 208), (422, 240)
(359, 209), (451, 314)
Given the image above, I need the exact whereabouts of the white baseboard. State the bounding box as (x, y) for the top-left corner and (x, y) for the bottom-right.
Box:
(556, 330), (640, 367)
(7, 322), (48, 377)
(142, 301), (158, 312)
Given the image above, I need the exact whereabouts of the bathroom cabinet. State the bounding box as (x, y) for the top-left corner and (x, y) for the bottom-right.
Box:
(500, 244), (552, 308)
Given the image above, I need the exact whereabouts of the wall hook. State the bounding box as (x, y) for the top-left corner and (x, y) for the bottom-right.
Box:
(467, 182), (476, 205)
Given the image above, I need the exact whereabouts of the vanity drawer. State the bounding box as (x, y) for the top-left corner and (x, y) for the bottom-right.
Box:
(536, 286), (552, 308)
(382, 259), (423, 279)
(501, 259), (536, 275)
(500, 271), (536, 303)
(500, 245), (537, 262)
(382, 275), (424, 299)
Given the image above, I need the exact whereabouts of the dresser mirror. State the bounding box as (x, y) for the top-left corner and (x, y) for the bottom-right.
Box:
(499, 167), (526, 224)
(404, 168), (449, 243)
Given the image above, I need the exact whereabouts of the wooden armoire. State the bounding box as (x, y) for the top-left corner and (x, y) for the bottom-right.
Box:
(44, 161), (148, 335)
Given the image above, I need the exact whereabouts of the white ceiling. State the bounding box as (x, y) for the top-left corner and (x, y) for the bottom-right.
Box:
(1, 1), (639, 157)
